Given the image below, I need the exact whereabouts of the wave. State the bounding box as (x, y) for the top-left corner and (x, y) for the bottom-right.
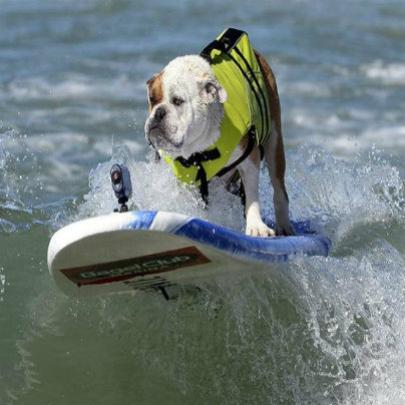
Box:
(361, 60), (405, 86)
(2, 74), (146, 103)
(2, 136), (404, 404)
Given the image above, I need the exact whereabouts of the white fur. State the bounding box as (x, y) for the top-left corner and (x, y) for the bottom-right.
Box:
(238, 154), (275, 237)
(145, 55), (226, 159)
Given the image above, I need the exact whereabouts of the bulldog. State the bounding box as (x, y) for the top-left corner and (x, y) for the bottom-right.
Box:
(144, 28), (294, 237)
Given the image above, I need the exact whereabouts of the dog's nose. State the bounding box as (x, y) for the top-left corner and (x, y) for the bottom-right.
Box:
(154, 106), (166, 122)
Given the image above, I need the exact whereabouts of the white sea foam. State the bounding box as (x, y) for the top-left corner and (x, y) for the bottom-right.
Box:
(4, 74), (147, 103)
(0, 267), (5, 302)
(77, 144), (245, 231)
(287, 105), (405, 155)
(361, 60), (405, 85)
(286, 242), (405, 404)
(305, 127), (405, 155)
(289, 109), (354, 131)
(284, 81), (332, 97)
(360, 126), (405, 147)
(76, 141), (404, 251)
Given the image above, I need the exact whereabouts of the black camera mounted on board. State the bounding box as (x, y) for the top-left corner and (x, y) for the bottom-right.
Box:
(110, 163), (132, 212)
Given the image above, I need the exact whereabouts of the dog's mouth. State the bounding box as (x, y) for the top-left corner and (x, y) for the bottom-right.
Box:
(147, 125), (184, 151)
(148, 124), (158, 132)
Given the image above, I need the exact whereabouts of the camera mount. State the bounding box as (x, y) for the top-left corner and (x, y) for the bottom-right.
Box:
(110, 163), (132, 213)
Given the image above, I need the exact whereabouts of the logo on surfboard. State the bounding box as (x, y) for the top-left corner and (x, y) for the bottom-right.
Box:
(61, 246), (210, 287)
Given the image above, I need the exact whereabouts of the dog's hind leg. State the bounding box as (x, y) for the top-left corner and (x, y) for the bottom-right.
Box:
(256, 51), (294, 236)
(264, 124), (295, 236)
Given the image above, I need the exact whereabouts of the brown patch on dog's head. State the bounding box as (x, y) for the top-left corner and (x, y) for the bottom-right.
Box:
(146, 72), (164, 111)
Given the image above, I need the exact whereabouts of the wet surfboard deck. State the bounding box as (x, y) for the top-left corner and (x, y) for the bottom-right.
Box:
(47, 210), (331, 297)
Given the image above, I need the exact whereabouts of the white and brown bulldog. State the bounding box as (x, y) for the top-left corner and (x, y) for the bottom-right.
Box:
(144, 29), (294, 237)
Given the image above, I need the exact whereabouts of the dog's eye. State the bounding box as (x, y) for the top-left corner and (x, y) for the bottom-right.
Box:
(149, 96), (157, 105)
(172, 96), (184, 106)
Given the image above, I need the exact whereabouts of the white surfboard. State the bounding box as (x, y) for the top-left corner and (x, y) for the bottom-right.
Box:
(47, 210), (331, 298)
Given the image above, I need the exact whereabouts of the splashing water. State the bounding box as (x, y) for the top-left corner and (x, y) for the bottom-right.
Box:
(1, 125), (404, 405)
(80, 143), (404, 242)
(24, 143), (398, 405)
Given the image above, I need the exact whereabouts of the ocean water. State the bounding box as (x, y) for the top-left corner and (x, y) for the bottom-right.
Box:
(1, 0), (405, 404)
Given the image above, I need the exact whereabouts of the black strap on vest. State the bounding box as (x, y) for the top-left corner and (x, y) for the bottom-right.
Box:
(175, 148), (220, 204)
(175, 127), (256, 204)
(216, 127), (256, 177)
(232, 46), (270, 139)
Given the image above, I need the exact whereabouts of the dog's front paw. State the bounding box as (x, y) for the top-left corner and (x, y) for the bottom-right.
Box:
(246, 220), (276, 238)
(276, 221), (295, 236)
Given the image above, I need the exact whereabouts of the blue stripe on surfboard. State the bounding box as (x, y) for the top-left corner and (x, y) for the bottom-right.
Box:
(124, 210), (331, 263)
(174, 218), (331, 263)
(127, 210), (157, 230)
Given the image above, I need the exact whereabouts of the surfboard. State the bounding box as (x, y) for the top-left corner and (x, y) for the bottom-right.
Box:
(47, 210), (331, 298)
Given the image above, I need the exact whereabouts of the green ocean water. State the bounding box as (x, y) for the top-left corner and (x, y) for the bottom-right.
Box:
(1, 0), (404, 403)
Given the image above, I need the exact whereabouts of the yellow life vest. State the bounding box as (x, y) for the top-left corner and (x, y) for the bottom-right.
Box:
(162, 28), (272, 201)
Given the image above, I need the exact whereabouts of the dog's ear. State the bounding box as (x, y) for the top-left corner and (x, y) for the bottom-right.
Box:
(146, 72), (164, 94)
(146, 72), (164, 110)
(200, 80), (227, 104)
(146, 73), (158, 87)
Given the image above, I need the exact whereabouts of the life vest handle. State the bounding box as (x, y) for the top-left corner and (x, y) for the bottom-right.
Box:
(200, 28), (246, 61)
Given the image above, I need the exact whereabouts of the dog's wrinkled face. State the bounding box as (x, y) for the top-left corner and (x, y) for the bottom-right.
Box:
(144, 55), (227, 159)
